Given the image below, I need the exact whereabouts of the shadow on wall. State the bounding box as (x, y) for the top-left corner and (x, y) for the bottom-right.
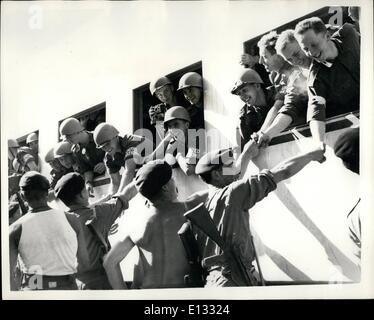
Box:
(252, 228), (312, 282)
(250, 130), (360, 283)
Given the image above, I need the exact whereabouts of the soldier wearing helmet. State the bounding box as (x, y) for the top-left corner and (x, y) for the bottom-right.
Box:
(59, 117), (106, 196)
(146, 106), (207, 200)
(231, 68), (272, 146)
(44, 145), (73, 189)
(177, 72), (205, 130)
(93, 122), (145, 195)
(148, 76), (178, 127)
(8, 139), (39, 175)
(26, 132), (39, 155)
(8, 139), (20, 175)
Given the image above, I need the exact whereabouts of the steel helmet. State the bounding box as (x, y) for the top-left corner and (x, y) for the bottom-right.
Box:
(149, 76), (172, 96)
(178, 72), (203, 91)
(8, 139), (20, 148)
(26, 132), (38, 144)
(164, 106), (191, 125)
(59, 118), (84, 137)
(44, 148), (55, 163)
(231, 68), (264, 95)
(54, 141), (73, 158)
(93, 122), (120, 148)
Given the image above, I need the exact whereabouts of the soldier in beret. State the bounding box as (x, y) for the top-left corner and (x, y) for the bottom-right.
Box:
(103, 160), (208, 289)
(54, 172), (137, 289)
(193, 139), (325, 287)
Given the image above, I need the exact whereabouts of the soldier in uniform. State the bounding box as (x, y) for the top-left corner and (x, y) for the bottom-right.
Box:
(54, 141), (77, 173)
(54, 172), (137, 289)
(26, 132), (40, 169)
(254, 31), (301, 141)
(93, 122), (145, 195)
(8, 139), (39, 175)
(253, 29), (312, 147)
(103, 160), (208, 289)
(44, 147), (68, 189)
(164, 106), (207, 200)
(193, 140), (325, 287)
(8, 139), (20, 176)
(294, 17), (360, 151)
(231, 69), (271, 147)
(59, 118), (106, 195)
(177, 72), (205, 130)
(148, 76), (177, 127)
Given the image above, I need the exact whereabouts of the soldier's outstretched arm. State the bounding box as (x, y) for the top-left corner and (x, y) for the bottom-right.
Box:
(235, 139), (259, 179)
(115, 181), (138, 203)
(270, 148), (325, 184)
(103, 235), (135, 290)
(117, 158), (137, 193)
(109, 172), (121, 195)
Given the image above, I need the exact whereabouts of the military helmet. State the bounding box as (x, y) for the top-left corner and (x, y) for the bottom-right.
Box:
(59, 118), (84, 137)
(54, 141), (73, 158)
(231, 69), (264, 95)
(93, 122), (119, 148)
(149, 76), (172, 96)
(8, 139), (20, 148)
(164, 106), (191, 125)
(177, 72), (203, 91)
(44, 148), (55, 163)
(26, 132), (38, 144)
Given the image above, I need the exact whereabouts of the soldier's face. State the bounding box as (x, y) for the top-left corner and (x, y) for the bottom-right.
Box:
(58, 154), (74, 169)
(101, 137), (119, 157)
(183, 87), (202, 106)
(280, 40), (311, 69)
(259, 48), (284, 72)
(65, 131), (81, 145)
(237, 84), (258, 105)
(28, 141), (39, 153)
(167, 119), (189, 134)
(155, 85), (174, 104)
(296, 29), (329, 63)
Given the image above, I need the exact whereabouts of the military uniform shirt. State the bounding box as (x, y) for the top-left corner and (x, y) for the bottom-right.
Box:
(201, 170), (277, 285)
(71, 132), (105, 175)
(307, 23), (360, 122)
(104, 135), (145, 174)
(65, 197), (128, 280)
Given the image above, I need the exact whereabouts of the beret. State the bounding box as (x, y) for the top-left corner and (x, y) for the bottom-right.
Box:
(334, 127), (359, 174)
(135, 160), (172, 199)
(54, 172), (85, 200)
(195, 148), (234, 175)
(19, 171), (50, 191)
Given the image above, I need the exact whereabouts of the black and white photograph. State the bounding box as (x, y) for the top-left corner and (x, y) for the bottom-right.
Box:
(2, 0), (373, 301)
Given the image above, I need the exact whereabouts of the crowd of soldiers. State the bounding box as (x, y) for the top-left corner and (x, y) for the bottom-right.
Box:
(8, 12), (361, 291)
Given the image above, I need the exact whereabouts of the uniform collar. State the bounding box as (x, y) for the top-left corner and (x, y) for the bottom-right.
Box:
(67, 204), (90, 213)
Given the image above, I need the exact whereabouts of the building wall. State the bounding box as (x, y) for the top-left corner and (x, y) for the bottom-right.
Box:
(2, 1), (362, 283)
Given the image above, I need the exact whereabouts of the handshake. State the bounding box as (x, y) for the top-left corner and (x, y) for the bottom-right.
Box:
(251, 131), (271, 148)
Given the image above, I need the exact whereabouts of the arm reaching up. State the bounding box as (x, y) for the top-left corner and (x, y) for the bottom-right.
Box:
(270, 148), (325, 184)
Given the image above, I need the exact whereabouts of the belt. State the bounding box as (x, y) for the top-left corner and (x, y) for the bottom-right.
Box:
(22, 273), (76, 290)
